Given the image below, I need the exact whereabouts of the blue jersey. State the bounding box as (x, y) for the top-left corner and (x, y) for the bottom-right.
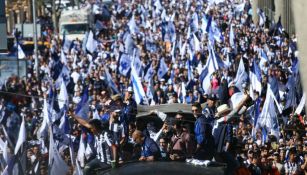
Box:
(141, 137), (161, 160)
(194, 115), (212, 145)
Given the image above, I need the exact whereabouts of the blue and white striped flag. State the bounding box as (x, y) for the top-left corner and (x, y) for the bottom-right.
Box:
(193, 34), (201, 52)
(131, 63), (147, 104)
(258, 9), (266, 26)
(295, 92), (306, 115)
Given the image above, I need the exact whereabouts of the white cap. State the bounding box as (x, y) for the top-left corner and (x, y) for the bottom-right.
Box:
(114, 109), (121, 113)
(127, 86), (133, 92)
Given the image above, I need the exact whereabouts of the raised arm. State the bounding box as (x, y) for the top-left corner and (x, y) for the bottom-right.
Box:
(69, 111), (93, 130)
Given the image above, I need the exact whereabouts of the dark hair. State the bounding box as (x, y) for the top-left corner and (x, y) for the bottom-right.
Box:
(172, 118), (182, 128)
(192, 102), (201, 109)
(89, 119), (107, 132)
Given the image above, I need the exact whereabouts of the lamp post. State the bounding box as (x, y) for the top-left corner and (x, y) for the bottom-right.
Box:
(32, 0), (39, 78)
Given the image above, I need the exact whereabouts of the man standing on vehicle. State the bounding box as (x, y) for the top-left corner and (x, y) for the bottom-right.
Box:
(192, 102), (214, 159)
(132, 130), (161, 161)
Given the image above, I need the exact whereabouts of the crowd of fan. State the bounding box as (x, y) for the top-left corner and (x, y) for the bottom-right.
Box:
(0, 0), (307, 175)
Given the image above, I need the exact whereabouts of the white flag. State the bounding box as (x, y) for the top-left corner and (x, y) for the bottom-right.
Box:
(49, 127), (69, 175)
(295, 93), (306, 115)
(14, 115), (26, 154)
(86, 31), (97, 54)
(18, 44), (26, 59)
(58, 78), (68, 109)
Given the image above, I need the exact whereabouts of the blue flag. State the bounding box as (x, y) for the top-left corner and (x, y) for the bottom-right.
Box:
(75, 88), (89, 119)
(157, 58), (168, 80)
(119, 53), (131, 76)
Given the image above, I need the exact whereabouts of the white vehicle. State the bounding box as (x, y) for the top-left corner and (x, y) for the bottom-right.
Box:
(59, 8), (89, 41)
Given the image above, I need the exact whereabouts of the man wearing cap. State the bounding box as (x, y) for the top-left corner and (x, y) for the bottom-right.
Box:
(123, 87), (137, 125)
(212, 94), (250, 174)
(202, 94), (217, 126)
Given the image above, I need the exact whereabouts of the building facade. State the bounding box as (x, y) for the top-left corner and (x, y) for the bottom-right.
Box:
(254, 0), (295, 35)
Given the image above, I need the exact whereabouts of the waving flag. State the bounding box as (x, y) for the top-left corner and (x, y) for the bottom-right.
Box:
(55, 65), (71, 89)
(157, 58), (168, 80)
(49, 127), (69, 175)
(259, 49), (268, 69)
(75, 88), (89, 119)
(144, 63), (155, 82)
(258, 9), (266, 26)
(200, 48), (216, 93)
(62, 32), (72, 54)
(104, 65), (119, 94)
(191, 12), (199, 32)
(77, 134), (86, 167)
(201, 15), (209, 34)
(295, 92), (306, 115)
(60, 50), (67, 65)
(268, 76), (280, 101)
(235, 2), (246, 12)
(249, 59), (262, 100)
(131, 63), (147, 104)
(256, 86), (280, 140)
(86, 31), (97, 54)
(82, 32), (89, 53)
(133, 50), (142, 75)
(58, 78), (68, 110)
(193, 34), (201, 52)
(14, 116), (26, 154)
(234, 58), (248, 92)
(17, 44), (26, 59)
(128, 14), (139, 34)
(119, 54), (131, 76)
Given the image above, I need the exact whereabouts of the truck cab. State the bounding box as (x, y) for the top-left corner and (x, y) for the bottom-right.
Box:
(59, 8), (90, 41)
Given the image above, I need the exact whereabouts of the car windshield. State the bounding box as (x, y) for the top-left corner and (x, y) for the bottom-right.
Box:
(61, 24), (87, 35)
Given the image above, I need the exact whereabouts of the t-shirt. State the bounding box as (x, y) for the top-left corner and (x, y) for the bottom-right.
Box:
(109, 122), (125, 146)
(95, 132), (112, 163)
(141, 137), (161, 160)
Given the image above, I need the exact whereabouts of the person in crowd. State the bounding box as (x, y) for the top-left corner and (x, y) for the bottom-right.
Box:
(159, 137), (170, 161)
(0, 0), (307, 174)
(169, 119), (195, 161)
(132, 130), (161, 161)
(69, 112), (113, 174)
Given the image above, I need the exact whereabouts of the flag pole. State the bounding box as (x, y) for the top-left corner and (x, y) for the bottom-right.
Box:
(32, 0), (39, 78)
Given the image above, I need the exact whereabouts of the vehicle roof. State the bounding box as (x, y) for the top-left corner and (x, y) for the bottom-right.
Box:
(100, 161), (225, 175)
